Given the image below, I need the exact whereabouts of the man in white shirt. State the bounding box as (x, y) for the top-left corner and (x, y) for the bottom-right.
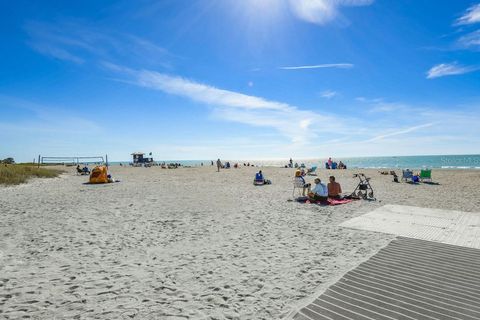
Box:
(309, 178), (328, 201)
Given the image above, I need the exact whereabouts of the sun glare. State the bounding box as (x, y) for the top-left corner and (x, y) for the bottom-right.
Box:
(236, 0), (287, 23)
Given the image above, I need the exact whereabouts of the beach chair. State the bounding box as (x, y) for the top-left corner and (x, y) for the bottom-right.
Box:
(293, 177), (307, 197)
(419, 169), (432, 182)
(307, 166), (317, 176)
(402, 169), (414, 182)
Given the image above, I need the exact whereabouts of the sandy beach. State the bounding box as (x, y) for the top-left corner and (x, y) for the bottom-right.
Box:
(1, 166), (480, 319)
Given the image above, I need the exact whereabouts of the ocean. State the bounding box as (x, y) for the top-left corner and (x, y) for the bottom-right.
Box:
(108, 154), (480, 170)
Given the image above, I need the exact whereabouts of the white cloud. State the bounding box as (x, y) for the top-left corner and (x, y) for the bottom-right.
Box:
(366, 123), (436, 142)
(0, 95), (102, 134)
(426, 62), (478, 79)
(279, 63), (353, 70)
(457, 30), (480, 49)
(320, 90), (338, 99)
(24, 20), (171, 68)
(101, 62), (480, 158)
(134, 70), (352, 143)
(103, 66), (354, 144)
(368, 101), (408, 113)
(455, 3), (480, 25)
(288, 0), (373, 25)
(28, 42), (85, 64)
(111, 66), (470, 155)
(136, 70), (293, 112)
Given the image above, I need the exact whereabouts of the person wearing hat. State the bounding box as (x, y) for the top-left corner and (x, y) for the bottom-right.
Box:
(309, 178), (328, 201)
(295, 170), (311, 196)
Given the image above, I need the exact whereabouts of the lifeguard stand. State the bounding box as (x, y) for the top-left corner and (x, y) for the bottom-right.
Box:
(131, 152), (154, 167)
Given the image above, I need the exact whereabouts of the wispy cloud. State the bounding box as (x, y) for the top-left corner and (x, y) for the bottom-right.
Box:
(426, 62), (478, 79)
(132, 70), (341, 143)
(24, 20), (171, 68)
(104, 64), (354, 144)
(0, 94), (102, 135)
(28, 42), (85, 64)
(320, 90), (338, 99)
(288, 0), (373, 25)
(279, 63), (353, 70)
(368, 101), (407, 113)
(136, 70), (293, 112)
(455, 3), (480, 25)
(366, 123), (436, 142)
(457, 30), (480, 49)
(106, 64), (470, 154)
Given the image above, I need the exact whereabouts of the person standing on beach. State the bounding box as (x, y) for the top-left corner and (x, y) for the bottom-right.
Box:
(216, 159), (222, 172)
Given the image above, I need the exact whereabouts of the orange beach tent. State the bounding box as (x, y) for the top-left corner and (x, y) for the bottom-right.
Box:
(89, 166), (109, 184)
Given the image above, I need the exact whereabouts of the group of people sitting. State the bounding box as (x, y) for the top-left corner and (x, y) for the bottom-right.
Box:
(216, 159), (256, 171)
(325, 157), (346, 170)
(295, 170), (342, 200)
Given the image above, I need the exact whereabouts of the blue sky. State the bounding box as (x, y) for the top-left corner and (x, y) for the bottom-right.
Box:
(1, 0), (480, 162)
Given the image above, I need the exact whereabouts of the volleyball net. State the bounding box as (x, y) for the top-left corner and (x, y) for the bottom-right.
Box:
(39, 156), (105, 166)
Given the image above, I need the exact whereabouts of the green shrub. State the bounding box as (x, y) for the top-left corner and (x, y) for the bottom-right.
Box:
(0, 165), (63, 185)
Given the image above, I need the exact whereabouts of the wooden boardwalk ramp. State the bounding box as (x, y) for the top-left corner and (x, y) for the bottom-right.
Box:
(291, 237), (480, 320)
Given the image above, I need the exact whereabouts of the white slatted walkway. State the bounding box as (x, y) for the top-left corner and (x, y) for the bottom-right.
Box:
(340, 205), (480, 249)
(291, 237), (480, 320)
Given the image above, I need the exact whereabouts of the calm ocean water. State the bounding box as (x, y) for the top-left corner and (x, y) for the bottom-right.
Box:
(109, 154), (480, 169)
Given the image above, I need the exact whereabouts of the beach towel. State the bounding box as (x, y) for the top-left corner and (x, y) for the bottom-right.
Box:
(328, 198), (355, 205)
(295, 197), (356, 206)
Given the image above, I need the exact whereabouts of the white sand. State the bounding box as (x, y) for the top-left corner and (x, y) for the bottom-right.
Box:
(1, 166), (479, 319)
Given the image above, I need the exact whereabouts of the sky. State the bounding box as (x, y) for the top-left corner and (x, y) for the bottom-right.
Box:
(1, 0), (480, 162)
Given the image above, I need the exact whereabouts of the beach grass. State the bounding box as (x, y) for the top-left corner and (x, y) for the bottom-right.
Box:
(0, 164), (63, 185)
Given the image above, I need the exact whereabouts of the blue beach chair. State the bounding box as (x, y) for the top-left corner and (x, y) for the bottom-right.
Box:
(307, 166), (317, 176)
(402, 169), (414, 182)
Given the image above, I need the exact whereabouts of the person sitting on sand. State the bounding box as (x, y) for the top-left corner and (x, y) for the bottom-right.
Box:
(308, 178), (328, 201)
(295, 170), (311, 196)
(254, 170), (271, 185)
(328, 176), (342, 199)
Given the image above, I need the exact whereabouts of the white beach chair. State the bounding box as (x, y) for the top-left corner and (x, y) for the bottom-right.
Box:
(293, 177), (308, 197)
